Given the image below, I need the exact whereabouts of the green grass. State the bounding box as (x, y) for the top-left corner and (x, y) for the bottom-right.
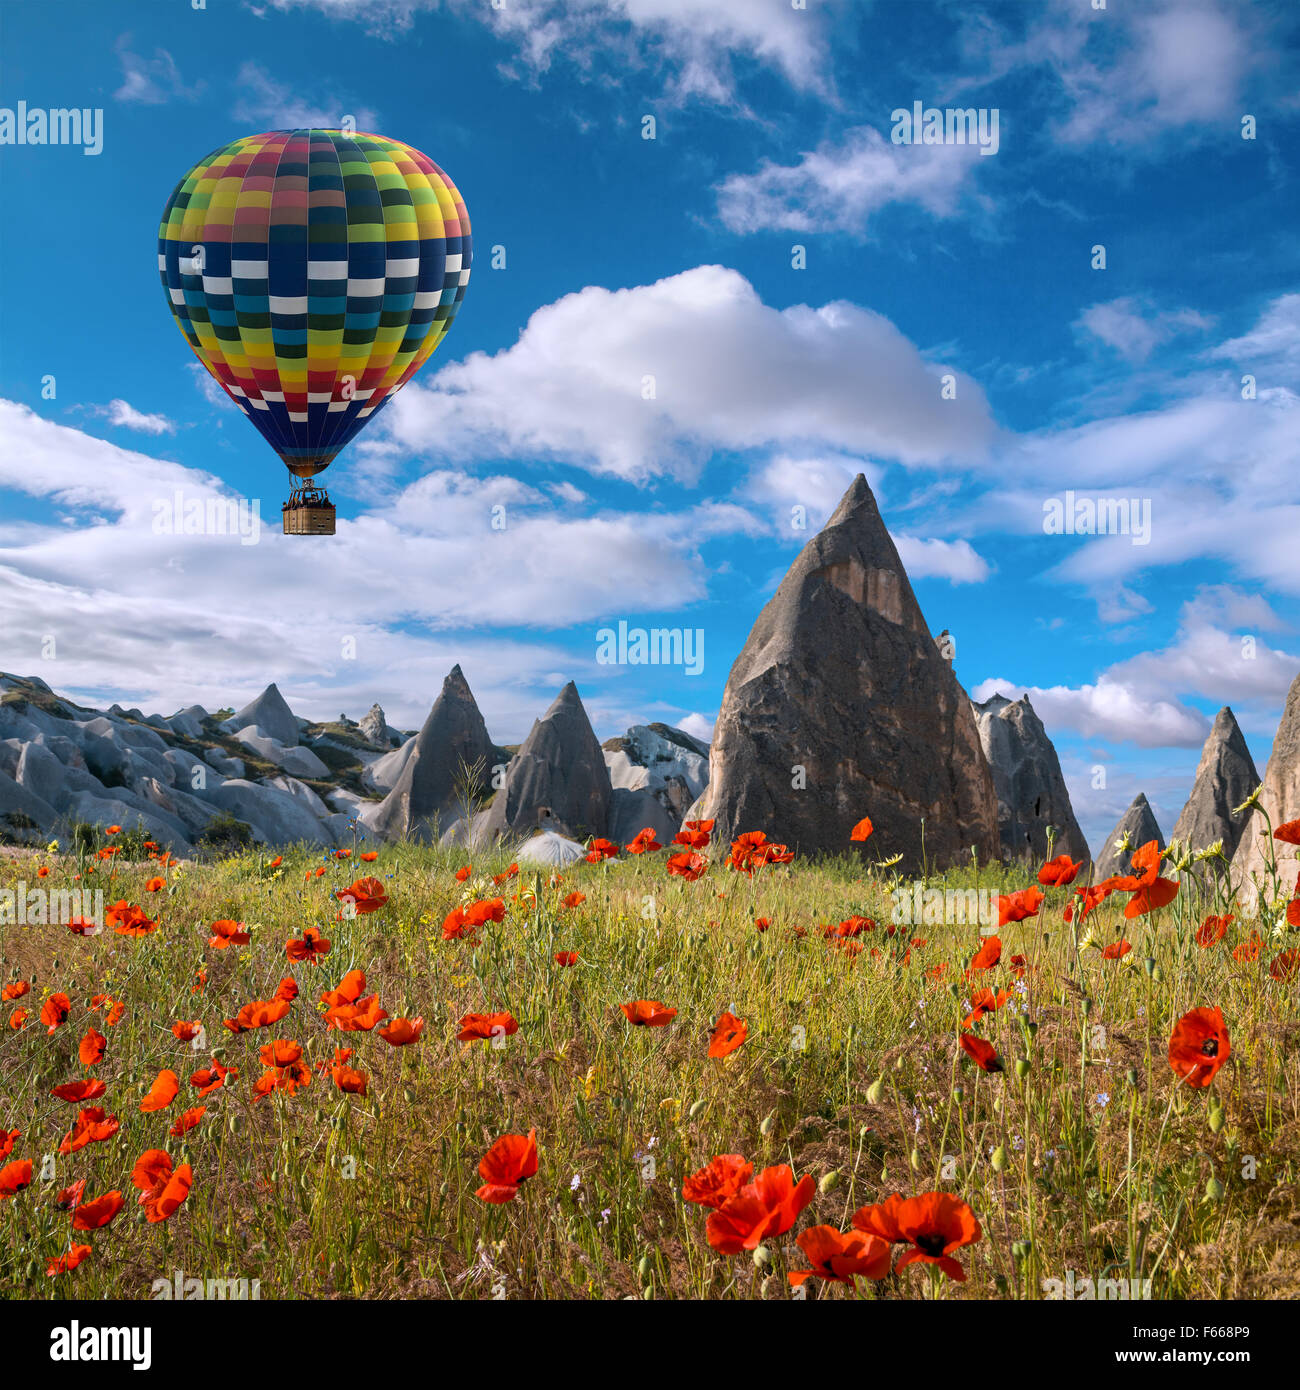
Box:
(1, 825), (1297, 1300)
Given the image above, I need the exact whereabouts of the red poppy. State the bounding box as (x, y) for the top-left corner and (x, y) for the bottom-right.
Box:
(108, 901), (157, 936)
(0, 1159), (32, 1198)
(626, 828), (662, 855)
(78, 1023), (106, 1061)
(140, 1069), (180, 1113)
(968, 936), (1001, 974)
(457, 1011), (519, 1042)
(71, 1189), (124, 1231)
(54, 1179), (86, 1210)
(191, 1061), (237, 1097)
(1196, 914), (1232, 948)
(325, 994), (389, 1032)
(321, 969), (367, 1008)
(51, 1079), (106, 1103)
(1038, 855), (1082, 887)
(171, 1020), (202, 1042)
(1102, 938), (1132, 960)
(130, 1150), (193, 1223)
(1268, 949), (1300, 982)
(169, 1106), (206, 1137)
(554, 951), (579, 967)
(852, 1192), (983, 1281)
(1233, 932), (1264, 963)
(585, 838), (620, 863)
(8, 1009), (29, 1030)
(959, 1032), (1003, 1073)
(708, 1011), (748, 1058)
(0, 1129), (18, 1160)
(493, 864), (520, 886)
(849, 816), (874, 842)
(682, 1154), (754, 1208)
(59, 1108), (119, 1155)
(1168, 1006), (1230, 1088)
(789, 1225), (891, 1285)
(332, 1063), (369, 1095)
(666, 851), (708, 881)
(1273, 819), (1300, 846)
(41, 993), (71, 1032)
(223, 997), (292, 1033)
(561, 892), (586, 909)
(286, 927), (331, 963)
(476, 1129), (538, 1203)
(673, 827), (711, 850)
(455, 864), (473, 882)
(1, 980), (29, 1002)
(208, 918), (251, 949)
(754, 917), (771, 933)
(46, 1244), (93, 1277)
(259, 1039), (303, 1068)
(705, 1165), (815, 1254)
(335, 877), (389, 915)
(620, 999), (676, 1027)
(144, 876), (166, 893)
(963, 987), (1014, 1028)
(378, 1016), (424, 1046)
(1124, 876), (1179, 919)
(997, 888), (1044, 926)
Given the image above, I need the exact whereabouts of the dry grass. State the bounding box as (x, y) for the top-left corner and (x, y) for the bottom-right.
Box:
(1, 827), (1298, 1300)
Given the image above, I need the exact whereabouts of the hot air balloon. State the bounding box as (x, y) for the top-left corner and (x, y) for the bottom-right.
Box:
(158, 129), (471, 535)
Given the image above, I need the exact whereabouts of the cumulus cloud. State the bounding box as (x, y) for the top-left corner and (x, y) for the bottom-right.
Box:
(231, 62), (380, 131)
(676, 712), (714, 744)
(383, 265), (996, 483)
(716, 127), (988, 236)
(1075, 297), (1212, 363)
(113, 37), (196, 105)
(259, 0), (832, 101)
(90, 400), (176, 437)
(0, 402), (737, 737)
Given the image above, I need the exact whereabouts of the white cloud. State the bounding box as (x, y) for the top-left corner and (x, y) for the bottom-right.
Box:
(1075, 297), (1212, 363)
(259, 0), (831, 101)
(384, 265), (996, 483)
(716, 127), (987, 236)
(677, 711), (714, 744)
(231, 62), (380, 131)
(0, 402), (739, 738)
(91, 400), (176, 437)
(1209, 293), (1300, 374)
(114, 37), (196, 105)
(892, 536), (990, 585)
(973, 586), (1298, 751)
(952, 0), (1263, 149)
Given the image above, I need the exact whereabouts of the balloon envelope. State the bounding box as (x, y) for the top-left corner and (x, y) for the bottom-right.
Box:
(158, 129), (471, 479)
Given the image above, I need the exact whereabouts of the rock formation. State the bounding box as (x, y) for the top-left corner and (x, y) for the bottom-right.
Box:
(479, 682), (612, 842)
(230, 683), (299, 747)
(359, 702), (401, 749)
(604, 723), (710, 847)
(1094, 792), (1165, 880)
(1170, 706), (1260, 858)
(973, 693), (1090, 866)
(367, 666), (500, 844)
(1233, 670), (1300, 890)
(692, 474), (999, 870)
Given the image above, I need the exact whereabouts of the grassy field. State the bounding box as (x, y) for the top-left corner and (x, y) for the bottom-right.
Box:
(2, 818), (1298, 1302)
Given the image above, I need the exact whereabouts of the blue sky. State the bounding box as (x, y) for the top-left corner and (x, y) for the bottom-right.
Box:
(1, 0), (1298, 855)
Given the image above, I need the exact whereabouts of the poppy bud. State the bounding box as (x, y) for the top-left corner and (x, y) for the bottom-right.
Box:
(642, 1286), (654, 1300)
(952, 1085), (964, 1102)
(753, 1245), (773, 1268)
(759, 1111), (775, 1136)
(819, 1170), (840, 1194)
(909, 1147), (921, 1170)
(1144, 956), (1157, 977)
(636, 1255), (650, 1279)
(689, 1099), (708, 1119)
(1205, 1176), (1224, 1202)
(1126, 1067), (1139, 1086)
(1015, 1059), (1031, 1079)
(866, 1076), (886, 1104)
(1082, 997), (1093, 1016)
(1152, 965), (1164, 983)
(991, 1144), (1008, 1172)
(1208, 1106), (1225, 1134)
(1012, 1240), (1032, 1262)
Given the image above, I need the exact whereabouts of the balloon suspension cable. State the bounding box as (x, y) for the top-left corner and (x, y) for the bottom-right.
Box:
(282, 480), (336, 536)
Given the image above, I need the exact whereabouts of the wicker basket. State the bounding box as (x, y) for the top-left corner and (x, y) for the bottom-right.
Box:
(282, 499), (336, 535)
